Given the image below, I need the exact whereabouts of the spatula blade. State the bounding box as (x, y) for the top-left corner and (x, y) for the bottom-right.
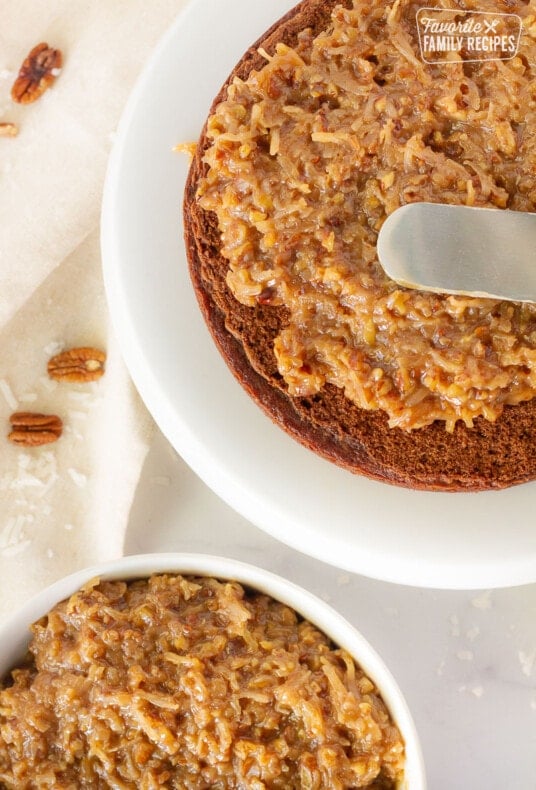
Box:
(377, 203), (536, 304)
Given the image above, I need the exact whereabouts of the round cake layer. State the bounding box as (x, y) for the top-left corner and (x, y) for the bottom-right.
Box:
(184, 0), (536, 491)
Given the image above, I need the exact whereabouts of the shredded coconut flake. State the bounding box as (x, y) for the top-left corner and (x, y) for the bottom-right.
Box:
(0, 379), (18, 410)
(1, 541), (31, 557)
(43, 341), (64, 357)
(518, 650), (536, 678)
(456, 650), (474, 662)
(458, 684), (483, 697)
(466, 626), (480, 642)
(471, 591), (493, 610)
(448, 614), (460, 637)
(19, 392), (38, 403)
(67, 468), (87, 488)
(0, 515), (33, 554)
(5, 451), (59, 498)
(10, 473), (45, 491)
(257, 47), (273, 62)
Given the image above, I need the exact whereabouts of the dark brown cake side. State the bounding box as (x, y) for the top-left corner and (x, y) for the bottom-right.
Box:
(183, 0), (536, 492)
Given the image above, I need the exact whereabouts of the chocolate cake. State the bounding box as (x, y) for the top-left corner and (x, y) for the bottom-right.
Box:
(183, 0), (536, 491)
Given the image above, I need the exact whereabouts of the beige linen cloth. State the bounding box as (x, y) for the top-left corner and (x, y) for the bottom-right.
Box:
(0, 0), (189, 620)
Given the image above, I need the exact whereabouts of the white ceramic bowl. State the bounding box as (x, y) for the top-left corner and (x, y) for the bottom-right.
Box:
(0, 553), (425, 788)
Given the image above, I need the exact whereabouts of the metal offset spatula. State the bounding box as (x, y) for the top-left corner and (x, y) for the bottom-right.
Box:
(377, 203), (536, 303)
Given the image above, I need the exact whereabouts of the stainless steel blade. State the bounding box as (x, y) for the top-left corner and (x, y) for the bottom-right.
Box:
(376, 203), (536, 303)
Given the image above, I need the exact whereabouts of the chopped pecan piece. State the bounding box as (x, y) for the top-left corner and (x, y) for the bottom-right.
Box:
(257, 285), (276, 305)
(8, 412), (63, 446)
(0, 123), (18, 137)
(48, 347), (106, 382)
(11, 43), (62, 104)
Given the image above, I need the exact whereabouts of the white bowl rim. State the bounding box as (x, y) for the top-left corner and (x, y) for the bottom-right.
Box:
(0, 552), (426, 789)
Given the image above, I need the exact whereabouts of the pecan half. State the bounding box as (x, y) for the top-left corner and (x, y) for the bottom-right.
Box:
(11, 43), (62, 104)
(0, 123), (18, 137)
(8, 412), (63, 446)
(48, 347), (106, 382)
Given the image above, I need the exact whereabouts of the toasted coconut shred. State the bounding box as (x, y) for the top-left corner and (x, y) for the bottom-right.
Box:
(0, 575), (404, 788)
(199, 0), (536, 431)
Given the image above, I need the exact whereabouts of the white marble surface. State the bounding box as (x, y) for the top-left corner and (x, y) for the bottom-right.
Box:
(127, 430), (536, 790)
